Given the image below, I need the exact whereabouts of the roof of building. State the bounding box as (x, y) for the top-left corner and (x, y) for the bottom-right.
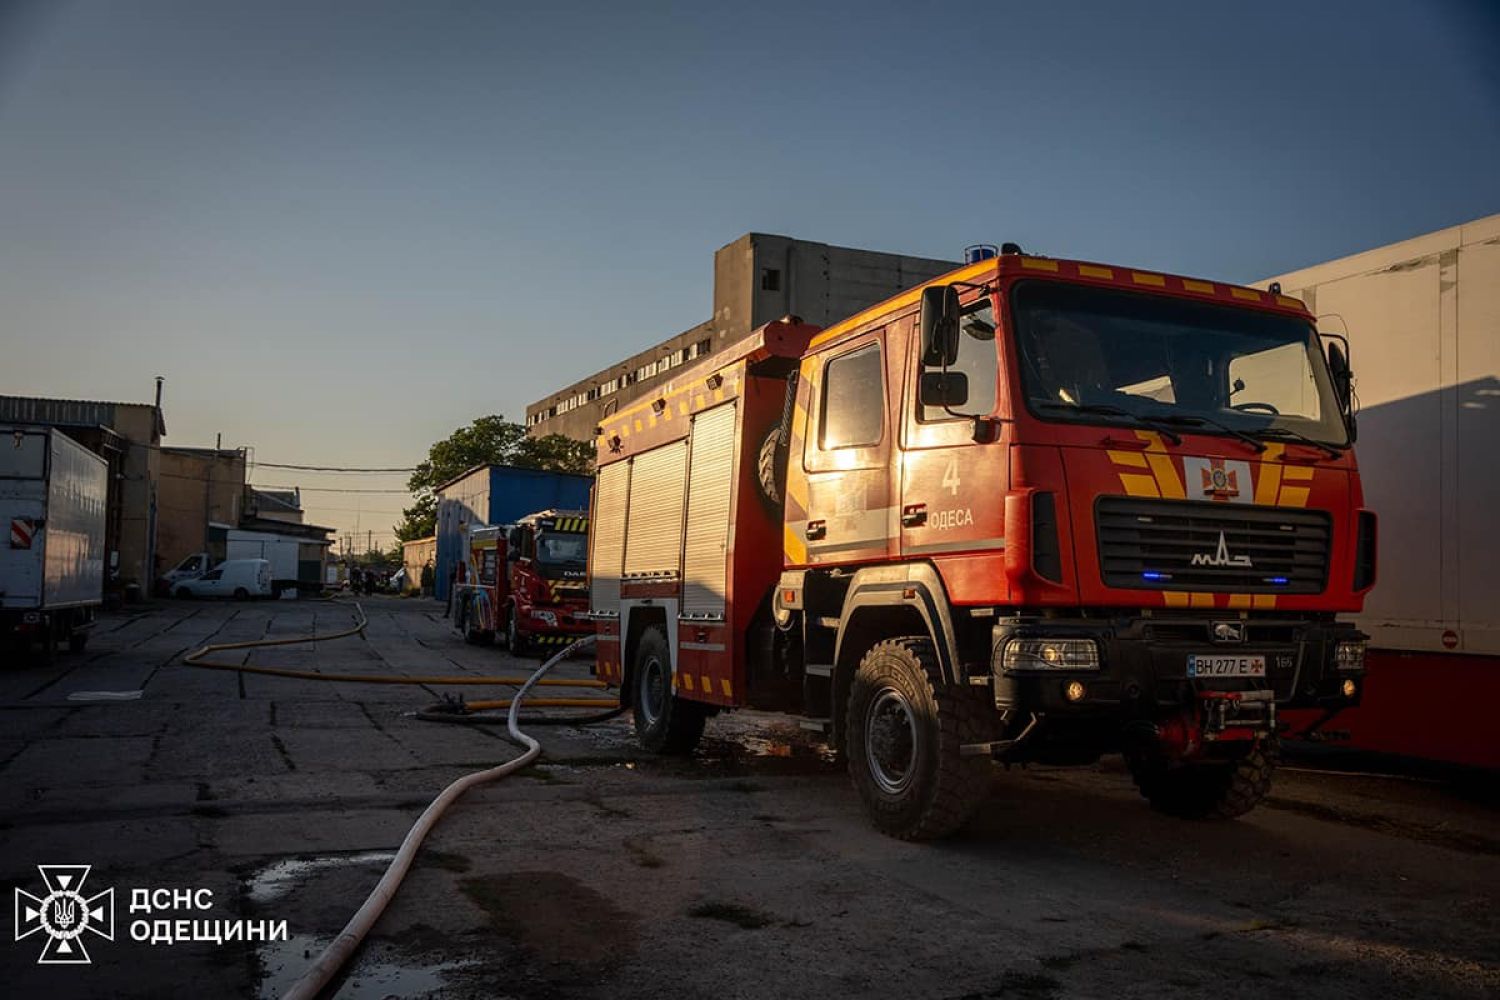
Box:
(0, 394), (166, 439)
(248, 487), (301, 514)
(433, 462), (592, 495)
(237, 516), (335, 541)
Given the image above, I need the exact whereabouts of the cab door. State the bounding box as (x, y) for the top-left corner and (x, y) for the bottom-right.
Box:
(794, 328), (898, 567)
(898, 296), (1009, 603)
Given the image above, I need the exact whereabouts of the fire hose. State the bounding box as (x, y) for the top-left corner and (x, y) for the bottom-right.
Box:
(180, 604), (612, 999)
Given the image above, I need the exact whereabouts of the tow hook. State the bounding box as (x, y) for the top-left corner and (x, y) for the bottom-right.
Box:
(1197, 689), (1275, 742)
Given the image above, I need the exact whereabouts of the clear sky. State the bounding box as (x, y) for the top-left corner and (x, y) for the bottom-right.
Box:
(2, 0), (1496, 545)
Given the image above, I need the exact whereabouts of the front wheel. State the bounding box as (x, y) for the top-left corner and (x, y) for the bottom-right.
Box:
(1127, 740), (1277, 819)
(845, 636), (993, 841)
(632, 625), (706, 754)
(233, 587), (250, 601)
(505, 605), (527, 656)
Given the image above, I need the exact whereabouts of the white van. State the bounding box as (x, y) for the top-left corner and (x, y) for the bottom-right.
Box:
(172, 559), (273, 600)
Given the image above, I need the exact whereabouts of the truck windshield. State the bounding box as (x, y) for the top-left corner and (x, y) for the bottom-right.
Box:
(535, 532), (587, 577)
(1010, 281), (1349, 447)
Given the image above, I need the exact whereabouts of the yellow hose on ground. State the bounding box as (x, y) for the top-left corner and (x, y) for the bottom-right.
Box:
(181, 602), (607, 689)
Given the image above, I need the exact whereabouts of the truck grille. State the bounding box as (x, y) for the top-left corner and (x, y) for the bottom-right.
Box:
(1096, 497), (1330, 594)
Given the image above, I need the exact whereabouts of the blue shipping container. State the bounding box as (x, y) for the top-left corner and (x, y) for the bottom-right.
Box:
(434, 465), (592, 601)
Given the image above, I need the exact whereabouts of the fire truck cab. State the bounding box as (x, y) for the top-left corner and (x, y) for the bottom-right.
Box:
(589, 248), (1374, 839)
(454, 510), (591, 655)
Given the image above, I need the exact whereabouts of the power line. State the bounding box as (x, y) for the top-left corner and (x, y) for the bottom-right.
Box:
(251, 462), (416, 473)
(252, 485), (414, 495)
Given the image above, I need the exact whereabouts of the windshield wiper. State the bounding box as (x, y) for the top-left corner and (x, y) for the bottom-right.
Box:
(1145, 414), (1266, 453)
(1248, 426), (1343, 459)
(1034, 401), (1182, 445)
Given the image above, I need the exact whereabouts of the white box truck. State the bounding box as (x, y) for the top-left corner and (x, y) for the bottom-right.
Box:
(1262, 213), (1500, 769)
(1, 426), (110, 657)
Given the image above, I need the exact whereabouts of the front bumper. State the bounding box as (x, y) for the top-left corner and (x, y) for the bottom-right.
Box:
(990, 613), (1366, 719)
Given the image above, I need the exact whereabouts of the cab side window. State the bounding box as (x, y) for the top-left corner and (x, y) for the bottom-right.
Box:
(920, 302), (998, 421)
(820, 343), (884, 449)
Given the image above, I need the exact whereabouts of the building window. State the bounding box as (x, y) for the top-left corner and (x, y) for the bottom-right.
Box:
(695, 338), (712, 358)
(761, 268), (781, 292)
(820, 342), (884, 450)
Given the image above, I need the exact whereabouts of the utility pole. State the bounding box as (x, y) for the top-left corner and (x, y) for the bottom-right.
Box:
(367, 530), (372, 557)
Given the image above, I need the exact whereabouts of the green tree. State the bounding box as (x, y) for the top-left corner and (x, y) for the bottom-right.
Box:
(393, 415), (593, 542)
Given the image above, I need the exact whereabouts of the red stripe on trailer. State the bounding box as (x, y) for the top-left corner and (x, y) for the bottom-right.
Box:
(10, 518), (33, 549)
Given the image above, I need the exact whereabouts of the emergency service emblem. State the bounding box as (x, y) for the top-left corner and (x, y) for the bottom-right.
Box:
(1182, 457), (1252, 504)
(13, 865), (115, 964)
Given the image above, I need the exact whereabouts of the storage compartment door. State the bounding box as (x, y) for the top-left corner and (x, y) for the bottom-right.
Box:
(682, 403), (737, 618)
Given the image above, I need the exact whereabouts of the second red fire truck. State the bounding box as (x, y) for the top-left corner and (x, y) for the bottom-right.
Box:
(454, 509), (592, 654)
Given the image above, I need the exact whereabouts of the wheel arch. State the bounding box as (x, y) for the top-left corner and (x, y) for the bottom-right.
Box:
(619, 602), (670, 709)
(830, 562), (961, 744)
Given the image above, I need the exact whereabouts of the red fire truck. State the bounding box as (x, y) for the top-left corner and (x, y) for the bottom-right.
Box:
(453, 510), (592, 655)
(588, 248), (1373, 839)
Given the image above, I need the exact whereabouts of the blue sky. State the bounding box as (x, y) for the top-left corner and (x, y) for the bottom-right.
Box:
(1, 0), (1496, 543)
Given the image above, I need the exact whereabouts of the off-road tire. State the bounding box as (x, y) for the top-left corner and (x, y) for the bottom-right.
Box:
(845, 636), (993, 840)
(632, 625), (707, 755)
(1127, 740), (1278, 819)
(756, 426), (785, 511)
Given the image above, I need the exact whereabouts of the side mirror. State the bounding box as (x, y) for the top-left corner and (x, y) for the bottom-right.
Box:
(1326, 339), (1352, 412)
(920, 285), (961, 367)
(919, 371), (969, 409)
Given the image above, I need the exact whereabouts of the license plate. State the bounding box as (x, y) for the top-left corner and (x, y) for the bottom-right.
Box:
(1187, 654), (1266, 678)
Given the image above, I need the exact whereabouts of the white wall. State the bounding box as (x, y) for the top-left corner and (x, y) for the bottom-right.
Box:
(1260, 214), (1500, 654)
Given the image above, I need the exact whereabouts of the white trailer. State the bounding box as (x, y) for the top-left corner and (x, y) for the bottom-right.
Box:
(0, 426), (110, 656)
(1261, 212), (1500, 768)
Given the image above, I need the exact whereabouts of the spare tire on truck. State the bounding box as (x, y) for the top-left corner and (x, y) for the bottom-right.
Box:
(756, 426), (785, 511)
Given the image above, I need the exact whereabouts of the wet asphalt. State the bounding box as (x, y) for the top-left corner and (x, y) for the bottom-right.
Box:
(0, 597), (1495, 999)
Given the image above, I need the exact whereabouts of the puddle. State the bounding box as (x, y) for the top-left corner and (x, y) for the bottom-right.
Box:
(67, 689), (144, 701)
(257, 932), (477, 999)
(245, 851), (396, 905)
(246, 852), (477, 998)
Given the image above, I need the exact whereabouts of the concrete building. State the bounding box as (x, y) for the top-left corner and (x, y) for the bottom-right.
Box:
(157, 446), (248, 575)
(0, 394), (165, 593)
(526, 233), (958, 441)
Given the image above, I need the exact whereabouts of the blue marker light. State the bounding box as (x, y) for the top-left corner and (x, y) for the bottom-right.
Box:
(1269, 576), (1289, 585)
(1142, 572), (1167, 581)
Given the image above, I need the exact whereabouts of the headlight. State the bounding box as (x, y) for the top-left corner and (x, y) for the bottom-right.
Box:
(531, 609), (558, 626)
(1335, 640), (1365, 671)
(1002, 638), (1099, 671)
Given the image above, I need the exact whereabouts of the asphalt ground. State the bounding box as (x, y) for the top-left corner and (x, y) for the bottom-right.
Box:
(0, 597), (1495, 999)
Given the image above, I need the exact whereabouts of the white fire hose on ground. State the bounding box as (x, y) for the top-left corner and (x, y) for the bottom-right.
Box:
(280, 632), (595, 1000)
(179, 616), (599, 1000)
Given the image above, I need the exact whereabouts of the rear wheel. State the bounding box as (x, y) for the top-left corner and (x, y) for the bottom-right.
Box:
(463, 600), (492, 646)
(1127, 740), (1277, 819)
(68, 628), (88, 653)
(845, 636), (993, 840)
(174, 587), (191, 600)
(632, 625), (706, 754)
